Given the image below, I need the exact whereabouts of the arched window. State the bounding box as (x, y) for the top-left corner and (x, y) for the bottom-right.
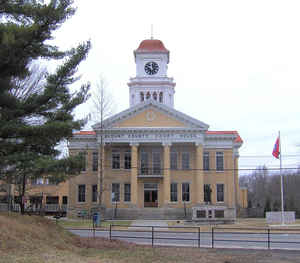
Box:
(146, 92), (151, 100)
(159, 92), (163, 103)
(140, 92), (144, 102)
(153, 92), (157, 101)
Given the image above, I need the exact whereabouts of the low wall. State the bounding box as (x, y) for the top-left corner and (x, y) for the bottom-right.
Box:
(68, 207), (193, 220)
(266, 211), (296, 224)
(192, 206), (236, 224)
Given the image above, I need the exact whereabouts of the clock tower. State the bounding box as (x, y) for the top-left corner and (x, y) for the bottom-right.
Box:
(128, 39), (176, 108)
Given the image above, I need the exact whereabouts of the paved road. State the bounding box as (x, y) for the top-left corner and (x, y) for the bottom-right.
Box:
(69, 228), (300, 250)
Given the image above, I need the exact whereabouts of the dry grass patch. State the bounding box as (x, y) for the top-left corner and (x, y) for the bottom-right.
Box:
(1, 213), (300, 263)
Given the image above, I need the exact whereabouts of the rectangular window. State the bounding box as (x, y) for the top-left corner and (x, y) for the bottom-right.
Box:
(124, 183), (131, 202)
(215, 210), (225, 218)
(182, 183), (190, 202)
(79, 151), (87, 172)
(152, 152), (161, 174)
(92, 184), (97, 202)
(92, 152), (98, 171)
(112, 152), (120, 169)
(170, 183), (178, 202)
(216, 152), (224, 171)
(78, 184), (86, 202)
(203, 152), (210, 171)
(182, 152), (190, 170)
(140, 152), (149, 175)
(111, 183), (120, 202)
(217, 184), (224, 202)
(124, 151), (131, 169)
(170, 152), (178, 170)
(204, 184), (211, 203)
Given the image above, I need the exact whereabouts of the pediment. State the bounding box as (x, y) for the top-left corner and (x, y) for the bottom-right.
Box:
(92, 100), (209, 130)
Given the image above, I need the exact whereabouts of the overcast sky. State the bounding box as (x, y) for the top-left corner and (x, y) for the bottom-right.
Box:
(52, 0), (300, 172)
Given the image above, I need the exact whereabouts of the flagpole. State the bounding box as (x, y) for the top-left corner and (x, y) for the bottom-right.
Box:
(279, 131), (285, 225)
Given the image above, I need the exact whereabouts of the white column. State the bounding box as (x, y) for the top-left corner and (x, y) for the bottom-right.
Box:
(163, 142), (171, 205)
(130, 143), (139, 206)
(195, 142), (204, 204)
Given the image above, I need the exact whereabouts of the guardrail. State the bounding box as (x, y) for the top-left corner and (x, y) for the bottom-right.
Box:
(212, 227), (300, 249)
(109, 224), (202, 248)
(104, 224), (300, 250)
(138, 168), (163, 176)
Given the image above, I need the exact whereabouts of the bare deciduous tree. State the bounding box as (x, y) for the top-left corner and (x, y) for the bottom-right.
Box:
(11, 63), (47, 101)
(240, 167), (300, 217)
(90, 77), (115, 125)
(89, 77), (115, 206)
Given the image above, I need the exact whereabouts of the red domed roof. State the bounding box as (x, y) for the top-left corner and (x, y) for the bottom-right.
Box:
(136, 39), (169, 53)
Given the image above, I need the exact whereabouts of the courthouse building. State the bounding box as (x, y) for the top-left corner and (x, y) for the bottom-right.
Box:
(67, 39), (246, 220)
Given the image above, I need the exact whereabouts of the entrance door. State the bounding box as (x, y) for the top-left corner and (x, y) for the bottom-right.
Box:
(144, 183), (158, 207)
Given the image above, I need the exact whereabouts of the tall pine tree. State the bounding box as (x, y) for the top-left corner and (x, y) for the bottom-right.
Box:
(0, 0), (91, 213)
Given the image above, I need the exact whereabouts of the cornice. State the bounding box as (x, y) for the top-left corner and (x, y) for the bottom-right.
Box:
(128, 82), (176, 88)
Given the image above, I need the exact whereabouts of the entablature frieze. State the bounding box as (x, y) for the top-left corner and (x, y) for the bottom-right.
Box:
(98, 129), (205, 144)
(68, 130), (241, 150)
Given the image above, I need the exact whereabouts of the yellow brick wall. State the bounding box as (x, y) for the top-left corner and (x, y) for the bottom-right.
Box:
(67, 145), (241, 211)
(26, 181), (69, 205)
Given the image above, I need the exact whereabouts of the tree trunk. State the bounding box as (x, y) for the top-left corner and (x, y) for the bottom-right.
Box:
(20, 173), (26, 214)
(98, 133), (103, 206)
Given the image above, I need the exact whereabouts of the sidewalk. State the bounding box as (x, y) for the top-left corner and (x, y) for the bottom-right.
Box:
(129, 220), (169, 230)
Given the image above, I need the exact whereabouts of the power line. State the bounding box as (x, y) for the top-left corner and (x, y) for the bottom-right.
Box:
(239, 154), (300, 159)
(97, 165), (300, 172)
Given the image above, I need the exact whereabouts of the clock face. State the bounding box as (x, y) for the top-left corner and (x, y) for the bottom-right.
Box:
(144, 61), (159, 75)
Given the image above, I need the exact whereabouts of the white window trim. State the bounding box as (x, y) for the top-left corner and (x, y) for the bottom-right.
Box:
(170, 182), (178, 203)
(124, 183), (131, 203)
(123, 151), (131, 170)
(92, 152), (98, 172)
(92, 184), (98, 203)
(79, 151), (87, 173)
(181, 182), (191, 203)
(216, 183), (225, 203)
(77, 184), (86, 203)
(152, 151), (161, 173)
(181, 152), (190, 170)
(170, 151), (178, 170)
(112, 152), (121, 170)
(203, 151), (210, 171)
(216, 152), (224, 172)
(111, 183), (121, 203)
(140, 151), (149, 173)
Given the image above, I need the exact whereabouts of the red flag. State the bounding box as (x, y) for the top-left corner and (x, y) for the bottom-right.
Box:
(272, 137), (280, 159)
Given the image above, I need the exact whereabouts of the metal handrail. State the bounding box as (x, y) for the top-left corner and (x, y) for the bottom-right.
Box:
(105, 224), (300, 250)
(139, 167), (163, 176)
